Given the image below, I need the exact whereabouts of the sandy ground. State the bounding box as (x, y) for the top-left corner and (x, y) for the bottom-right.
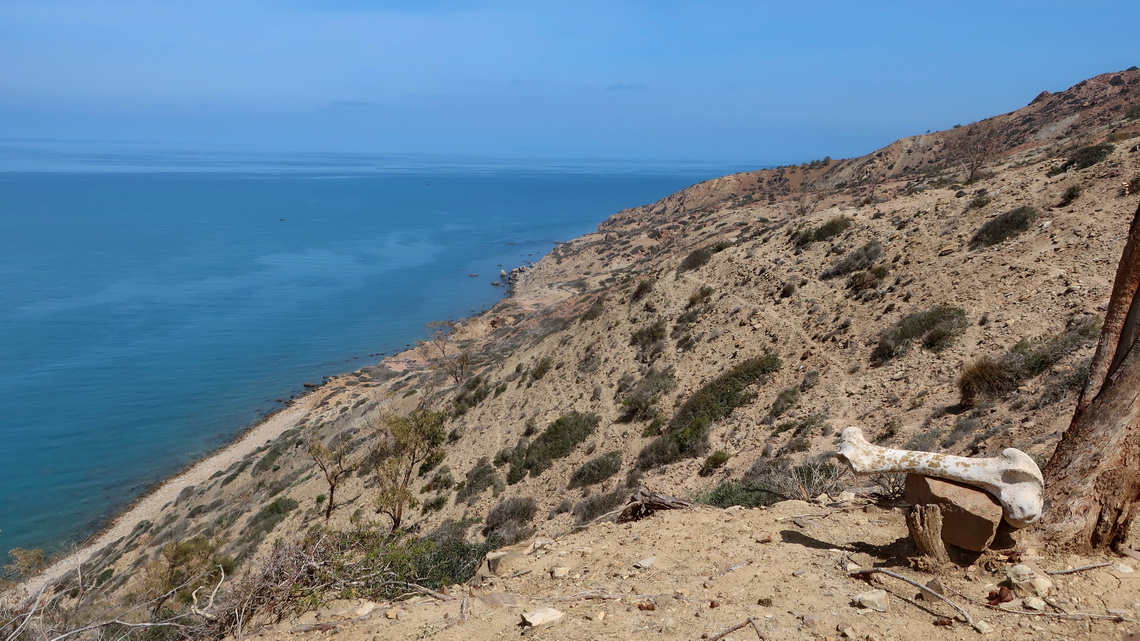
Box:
(8, 394), (317, 604)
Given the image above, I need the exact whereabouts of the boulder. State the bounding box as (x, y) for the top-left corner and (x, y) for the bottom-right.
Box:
(905, 474), (1003, 551)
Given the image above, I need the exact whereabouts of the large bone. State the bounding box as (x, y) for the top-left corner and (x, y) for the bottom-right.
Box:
(836, 427), (1044, 527)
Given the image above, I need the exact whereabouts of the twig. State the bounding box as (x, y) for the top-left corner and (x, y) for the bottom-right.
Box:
(948, 585), (1133, 622)
(378, 581), (454, 602)
(705, 617), (766, 641)
(1046, 562), (1112, 575)
(851, 568), (976, 628)
(706, 619), (749, 641)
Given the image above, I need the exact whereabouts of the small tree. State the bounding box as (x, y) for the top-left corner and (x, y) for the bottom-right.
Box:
(373, 406), (447, 531)
(307, 436), (360, 522)
(946, 120), (1002, 182)
(418, 320), (471, 384)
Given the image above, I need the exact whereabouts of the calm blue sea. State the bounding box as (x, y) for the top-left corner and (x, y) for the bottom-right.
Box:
(0, 142), (747, 554)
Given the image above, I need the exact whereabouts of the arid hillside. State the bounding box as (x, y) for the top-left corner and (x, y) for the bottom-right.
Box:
(7, 68), (1140, 640)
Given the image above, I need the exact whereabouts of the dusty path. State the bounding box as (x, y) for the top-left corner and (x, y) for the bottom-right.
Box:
(9, 394), (317, 604)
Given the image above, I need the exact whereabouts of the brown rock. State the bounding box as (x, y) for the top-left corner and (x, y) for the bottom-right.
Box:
(904, 474), (1003, 552)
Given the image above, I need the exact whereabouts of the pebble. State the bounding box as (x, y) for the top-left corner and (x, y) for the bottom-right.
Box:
(1116, 563), (1135, 573)
(854, 589), (889, 612)
(634, 557), (656, 569)
(1023, 597), (1046, 611)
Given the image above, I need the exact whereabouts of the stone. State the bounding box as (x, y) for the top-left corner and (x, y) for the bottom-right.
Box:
(521, 608), (564, 627)
(1006, 564), (1053, 597)
(854, 589), (889, 612)
(550, 566), (570, 578)
(1116, 563), (1135, 574)
(384, 608), (403, 620)
(354, 601), (379, 617)
(917, 578), (946, 601)
(1023, 597), (1046, 611)
(973, 620), (994, 634)
(800, 613), (821, 627)
(905, 474), (1003, 551)
(483, 550), (527, 577)
(633, 557), (656, 569)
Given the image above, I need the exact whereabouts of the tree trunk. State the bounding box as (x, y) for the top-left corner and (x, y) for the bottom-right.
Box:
(325, 482), (336, 523)
(1043, 200), (1140, 551)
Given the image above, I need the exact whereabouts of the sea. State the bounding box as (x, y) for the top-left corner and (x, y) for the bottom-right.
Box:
(0, 141), (749, 555)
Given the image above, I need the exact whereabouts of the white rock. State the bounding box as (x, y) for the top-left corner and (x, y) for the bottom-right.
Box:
(973, 620), (994, 634)
(355, 601), (379, 617)
(633, 557), (656, 569)
(1023, 597), (1046, 611)
(1116, 563), (1135, 574)
(854, 589), (889, 612)
(521, 608), (564, 627)
(550, 566), (570, 578)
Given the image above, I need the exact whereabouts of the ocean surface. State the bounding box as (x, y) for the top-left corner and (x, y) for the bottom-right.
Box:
(0, 142), (748, 555)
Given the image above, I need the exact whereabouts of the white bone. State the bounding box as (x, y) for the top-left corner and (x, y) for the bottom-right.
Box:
(836, 427), (1044, 528)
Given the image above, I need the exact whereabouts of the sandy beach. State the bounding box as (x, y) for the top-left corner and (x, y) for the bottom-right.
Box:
(10, 393), (318, 603)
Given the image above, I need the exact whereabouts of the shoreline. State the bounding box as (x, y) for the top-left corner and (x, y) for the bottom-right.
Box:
(10, 392), (320, 603)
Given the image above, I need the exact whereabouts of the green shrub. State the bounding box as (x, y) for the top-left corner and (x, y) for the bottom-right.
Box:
(696, 479), (782, 508)
(822, 241), (883, 279)
(530, 356), (554, 381)
(966, 193), (992, 210)
(871, 305), (968, 364)
(1058, 184), (1082, 206)
(573, 489), (627, 524)
(688, 285), (716, 308)
(970, 206), (1037, 248)
(421, 494), (448, 514)
(568, 451), (622, 489)
(619, 367), (676, 422)
(1128, 104), (1140, 121)
(637, 353), (781, 470)
(769, 385), (800, 418)
(744, 458), (845, 501)
(508, 412), (599, 482)
(792, 216), (852, 247)
(580, 295), (608, 322)
(958, 315), (1100, 405)
(1047, 143), (1115, 176)
(677, 241), (731, 275)
(247, 496), (299, 537)
(631, 318), (668, 351)
(455, 457), (501, 504)
(699, 450), (731, 476)
(630, 279), (655, 303)
(482, 497), (537, 544)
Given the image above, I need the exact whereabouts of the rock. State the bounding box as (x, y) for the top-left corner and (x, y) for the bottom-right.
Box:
(633, 557), (656, 569)
(917, 578), (946, 601)
(1006, 564), (1053, 597)
(837, 491), (857, 502)
(550, 566), (570, 578)
(484, 550), (527, 577)
(521, 608), (564, 627)
(757, 597), (773, 607)
(1023, 597), (1047, 611)
(1116, 563), (1135, 574)
(836, 622), (858, 638)
(972, 620), (994, 634)
(854, 589), (889, 612)
(905, 474), (1003, 551)
(800, 613), (821, 627)
(384, 608), (403, 620)
(354, 601), (379, 617)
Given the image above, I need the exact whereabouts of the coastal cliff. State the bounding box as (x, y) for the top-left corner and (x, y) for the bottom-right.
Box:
(7, 68), (1140, 639)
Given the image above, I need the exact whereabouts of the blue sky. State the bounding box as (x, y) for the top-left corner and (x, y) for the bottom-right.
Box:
(1, 1), (1136, 164)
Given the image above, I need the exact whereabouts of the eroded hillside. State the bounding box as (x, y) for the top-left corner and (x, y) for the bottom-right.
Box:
(8, 68), (1140, 640)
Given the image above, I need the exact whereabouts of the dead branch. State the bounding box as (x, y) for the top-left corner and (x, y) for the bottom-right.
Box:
(851, 568), (976, 628)
(1045, 562), (1113, 575)
(618, 489), (704, 523)
(707, 616), (766, 641)
(191, 565), (226, 619)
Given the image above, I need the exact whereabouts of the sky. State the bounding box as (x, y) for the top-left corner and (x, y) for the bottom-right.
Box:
(1, 1), (1137, 165)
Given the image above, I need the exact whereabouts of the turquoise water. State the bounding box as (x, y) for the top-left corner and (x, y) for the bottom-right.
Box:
(0, 144), (744, 554)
